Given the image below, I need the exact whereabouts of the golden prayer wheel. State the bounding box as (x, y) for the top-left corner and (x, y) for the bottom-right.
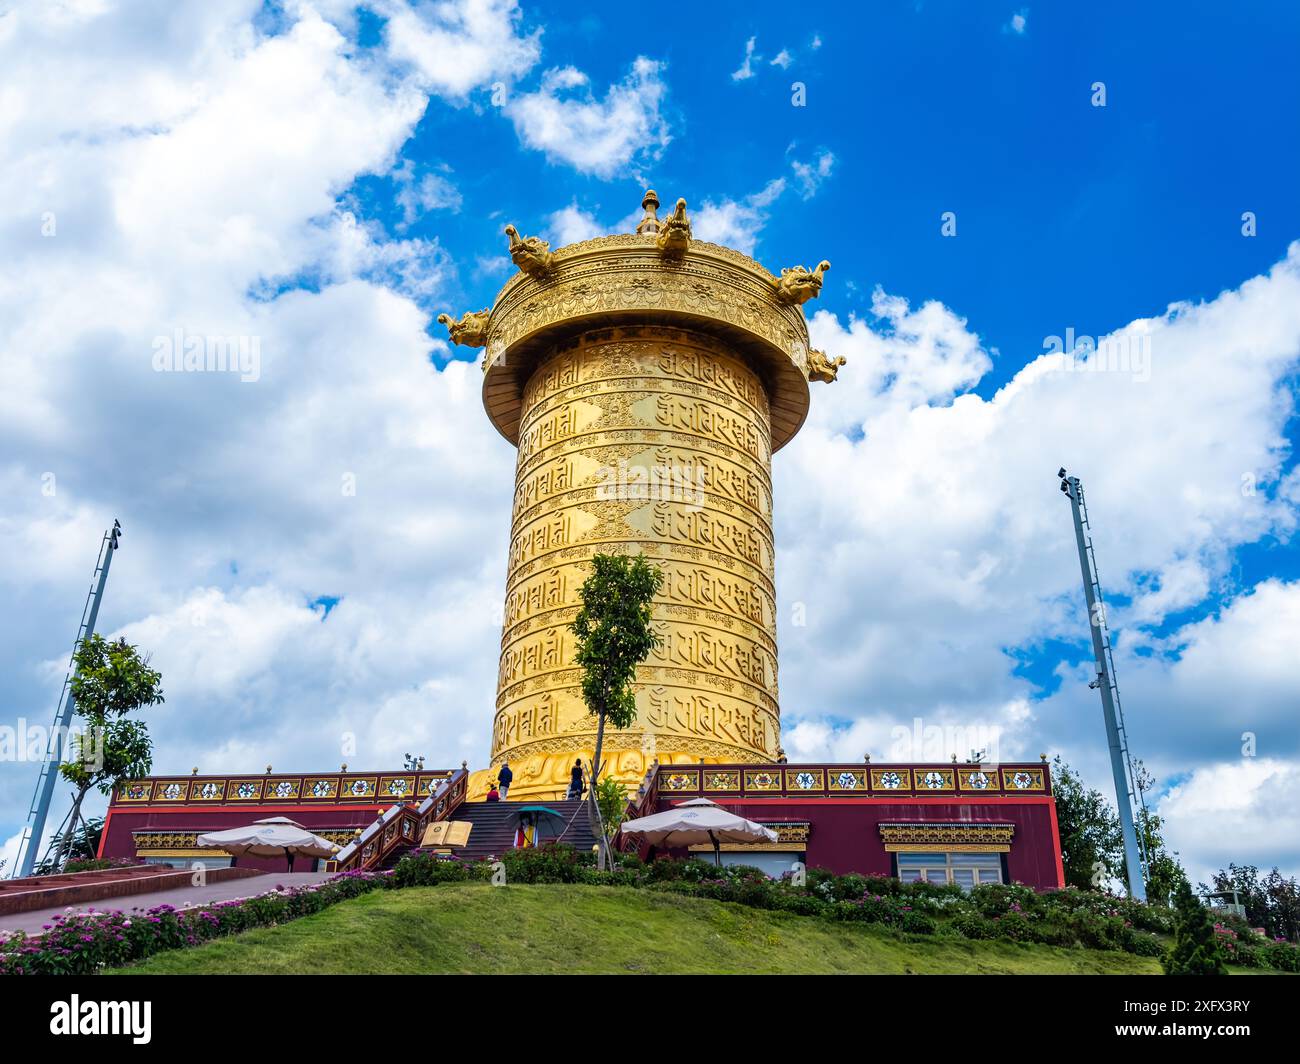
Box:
(441, 191), (842, 801)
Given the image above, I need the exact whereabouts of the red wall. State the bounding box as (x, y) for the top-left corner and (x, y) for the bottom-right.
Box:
(100, 804), (387, 873)
(654, 795), (1064, 889)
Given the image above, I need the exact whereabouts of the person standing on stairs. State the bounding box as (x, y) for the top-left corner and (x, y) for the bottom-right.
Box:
(566, 759), (584, 800)
(498, 761), (513, 800)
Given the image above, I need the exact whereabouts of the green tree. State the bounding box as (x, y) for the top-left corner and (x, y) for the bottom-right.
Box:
(594, 775), (628, 839)
(569, 553), (663, 866)
(1127, 761), (1185, 906)
(1163, 877), (1228, 975)
(1206, 864), (1300, 942)
(53, 635), (164, 871)
(1051, 756), (1123, 890)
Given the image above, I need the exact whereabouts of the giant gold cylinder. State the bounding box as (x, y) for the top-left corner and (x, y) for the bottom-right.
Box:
(477, 232), (816, 800)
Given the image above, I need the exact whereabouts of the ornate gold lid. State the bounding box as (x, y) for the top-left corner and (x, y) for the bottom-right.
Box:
(441, 191), (843, 453)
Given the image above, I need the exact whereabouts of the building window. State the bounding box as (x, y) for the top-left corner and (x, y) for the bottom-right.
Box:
(690, 851), (806, 878)
(896, 851), (1002, 889)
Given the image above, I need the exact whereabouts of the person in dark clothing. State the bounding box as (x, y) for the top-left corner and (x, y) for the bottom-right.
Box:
(498, 761), (513, 800)
(567, 759), (584, 799)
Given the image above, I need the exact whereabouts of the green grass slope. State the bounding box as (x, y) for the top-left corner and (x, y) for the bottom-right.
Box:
(110, 884), (1168, 975)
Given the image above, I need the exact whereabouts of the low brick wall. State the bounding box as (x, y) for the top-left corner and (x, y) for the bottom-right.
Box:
(0, 865), (266, 917)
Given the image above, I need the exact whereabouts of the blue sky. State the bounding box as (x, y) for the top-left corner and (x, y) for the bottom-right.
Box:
(1, 0), (1298, 887)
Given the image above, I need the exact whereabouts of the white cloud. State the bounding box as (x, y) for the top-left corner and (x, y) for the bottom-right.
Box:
(380, 0), (541, 99)
(1005, 9), (1029, 35)
(770, 48), (793, 70)
(0, 0), (519, 851)
(505, 57), (670, 178)
(1157, 760), (1300, 885)
(394, 161), (463, 223)
(731, 35), (759, 81)
(547, 203), (605, 246)
(693, 178), (786, 256)
(791, 149), (835, 199)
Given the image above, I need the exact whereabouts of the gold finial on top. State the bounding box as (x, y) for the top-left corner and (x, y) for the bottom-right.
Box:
(636, 188), (662, 234)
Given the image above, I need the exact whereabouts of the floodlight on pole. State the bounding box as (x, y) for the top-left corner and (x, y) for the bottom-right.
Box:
(1058, 470), (1148, 902)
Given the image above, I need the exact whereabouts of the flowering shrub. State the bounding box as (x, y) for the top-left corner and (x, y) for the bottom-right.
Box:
(62, 857), (141, 874)
(0, 868), (398, 975)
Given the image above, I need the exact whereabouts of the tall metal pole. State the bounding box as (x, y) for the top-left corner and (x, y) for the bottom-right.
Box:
(14, 521), (121, 878)
(1059, 472), (1146, 901)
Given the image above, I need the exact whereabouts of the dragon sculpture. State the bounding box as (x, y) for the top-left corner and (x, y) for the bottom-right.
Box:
(437, 309), (491, 349)
(504, 224), (553, 277)
(656, 198), (692, 257)
(807, 348), (847, 383)
(775, 259), (831, 305)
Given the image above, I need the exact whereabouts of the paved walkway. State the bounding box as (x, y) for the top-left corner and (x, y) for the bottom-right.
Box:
(0, 871), (335, 937)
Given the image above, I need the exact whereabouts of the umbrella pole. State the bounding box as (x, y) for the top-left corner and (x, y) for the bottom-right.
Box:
(711, 831), (720, 868)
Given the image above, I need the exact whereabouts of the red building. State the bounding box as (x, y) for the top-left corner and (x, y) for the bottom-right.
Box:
(622, 760), (1065, 889)
(100, 758), (1063, 890)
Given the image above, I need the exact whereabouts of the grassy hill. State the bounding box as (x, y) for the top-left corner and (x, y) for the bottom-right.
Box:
(109, 883), (1173, 975)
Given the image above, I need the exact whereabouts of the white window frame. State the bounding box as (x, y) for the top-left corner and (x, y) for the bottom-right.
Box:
(896, 851), (1003, 888)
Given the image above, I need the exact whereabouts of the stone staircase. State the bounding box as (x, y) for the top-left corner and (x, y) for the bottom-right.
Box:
(391, 798), (599, 866)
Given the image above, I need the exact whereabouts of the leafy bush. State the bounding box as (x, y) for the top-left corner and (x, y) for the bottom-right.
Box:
(993, 911), (1036, 942)
(900, 910), (937, 935)
(1260, 942), (1300, 972)
(968, 883), (1039, 918)
(951, 912), (997, 940)
(390, 851), (475, 888)
(501, 843), (587, 884)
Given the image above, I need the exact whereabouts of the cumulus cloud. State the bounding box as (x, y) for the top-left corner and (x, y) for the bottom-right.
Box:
(547, 203), (605, 246)
(693, 179), (786, 255)
(1157, 760), (1300, 885)
(380, 0), (542, 99)
(505, 57), (671, 178)
(0, 0), (519, 851)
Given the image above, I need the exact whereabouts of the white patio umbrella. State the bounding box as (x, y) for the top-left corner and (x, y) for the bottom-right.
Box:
(196, 817), (339, 871)
(618, 797), (777, 866)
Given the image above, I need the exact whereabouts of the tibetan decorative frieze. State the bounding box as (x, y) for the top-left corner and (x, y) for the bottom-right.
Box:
(111, 770), (455, 808)
(879, 822), (1016, 853)
(646, 763), (1054, 799)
